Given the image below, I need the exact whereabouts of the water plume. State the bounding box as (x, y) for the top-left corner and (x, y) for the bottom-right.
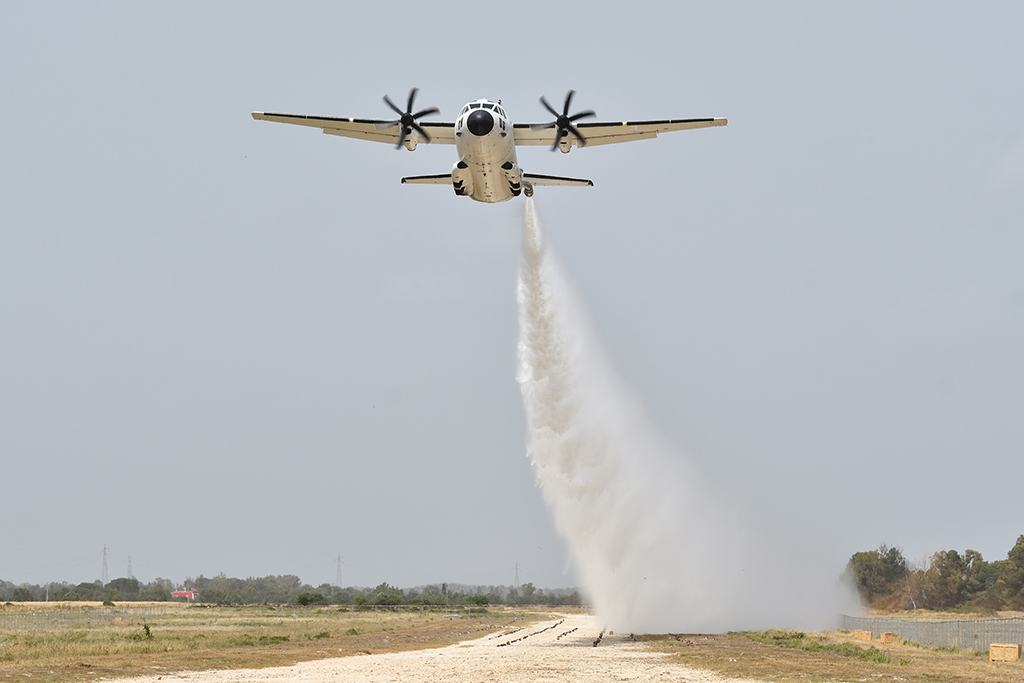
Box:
(516, 198), (851, 633)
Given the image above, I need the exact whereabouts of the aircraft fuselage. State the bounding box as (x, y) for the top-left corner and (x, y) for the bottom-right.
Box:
(452, 99), (524, 203)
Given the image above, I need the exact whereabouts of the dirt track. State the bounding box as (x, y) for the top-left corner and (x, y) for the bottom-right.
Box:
(110, 614), (763, 683)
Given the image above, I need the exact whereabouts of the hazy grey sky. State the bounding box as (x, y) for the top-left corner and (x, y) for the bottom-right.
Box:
(2, 2), (1022, 591)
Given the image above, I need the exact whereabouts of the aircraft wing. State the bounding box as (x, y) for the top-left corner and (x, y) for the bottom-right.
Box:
(512, 117), (727, 148)
(401, 173), (594, 187)
(251, 112), (457, 145)
(523, 173), (593, 187)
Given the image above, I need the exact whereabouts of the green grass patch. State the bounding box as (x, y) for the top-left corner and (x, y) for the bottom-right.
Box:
(742, 629), (909, 665)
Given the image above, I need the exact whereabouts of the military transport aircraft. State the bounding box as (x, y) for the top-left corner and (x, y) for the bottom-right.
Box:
(252, 89), (726, 204)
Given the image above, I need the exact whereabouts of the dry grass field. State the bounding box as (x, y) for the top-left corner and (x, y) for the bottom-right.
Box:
(0, 602), (525, 683)
(3, 603), (1023, 683)
(652, 627), (1024, 682)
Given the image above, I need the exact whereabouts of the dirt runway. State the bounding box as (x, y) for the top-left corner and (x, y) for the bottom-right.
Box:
(110, 614), (763, 683)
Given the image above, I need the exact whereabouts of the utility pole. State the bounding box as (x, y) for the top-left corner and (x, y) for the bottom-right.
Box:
(101, 545), (108, 585)
(127, 556), (133, 580)
(514, 561), (520, 590)
(336, 554), (342, 590)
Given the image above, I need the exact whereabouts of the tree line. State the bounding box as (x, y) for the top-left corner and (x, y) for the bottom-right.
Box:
(0, 574), (582, 608)
(845, 534), (1024, 611)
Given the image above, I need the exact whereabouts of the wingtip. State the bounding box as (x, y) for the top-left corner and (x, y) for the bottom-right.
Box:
(251, 112), (265, 121)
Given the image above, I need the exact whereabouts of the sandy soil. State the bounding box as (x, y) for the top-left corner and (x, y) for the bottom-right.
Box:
(109, 614), (764, 683)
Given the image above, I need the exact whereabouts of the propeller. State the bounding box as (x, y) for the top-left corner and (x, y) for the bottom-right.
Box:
(377, 88), (439, 149)
(531, 90), (596, 151)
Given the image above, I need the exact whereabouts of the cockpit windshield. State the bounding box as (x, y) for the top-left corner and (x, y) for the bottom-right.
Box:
(461, 101), (505, 118)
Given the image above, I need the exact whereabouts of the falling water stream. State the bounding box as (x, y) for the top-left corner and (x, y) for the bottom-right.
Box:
(515, 198), (850, 633)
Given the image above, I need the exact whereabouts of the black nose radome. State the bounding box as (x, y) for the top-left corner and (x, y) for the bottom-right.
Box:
(467, 109), (494, 136)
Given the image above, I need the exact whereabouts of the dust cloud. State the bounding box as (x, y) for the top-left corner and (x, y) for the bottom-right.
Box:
(516, 198), (853, 634)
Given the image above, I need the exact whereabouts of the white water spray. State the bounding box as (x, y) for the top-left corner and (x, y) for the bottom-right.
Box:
(516, 199), (852, 633)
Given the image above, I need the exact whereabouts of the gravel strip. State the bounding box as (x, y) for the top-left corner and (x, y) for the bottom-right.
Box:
(110, 614), (765, 683)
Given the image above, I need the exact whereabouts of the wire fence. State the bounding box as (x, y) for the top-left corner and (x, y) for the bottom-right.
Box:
(0, 605), (168, 631)
(840, 614), (1024, 652)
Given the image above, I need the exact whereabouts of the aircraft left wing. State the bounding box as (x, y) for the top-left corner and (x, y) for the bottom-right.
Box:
(251, 112), (457, 145)
(513, 117), (727, 148)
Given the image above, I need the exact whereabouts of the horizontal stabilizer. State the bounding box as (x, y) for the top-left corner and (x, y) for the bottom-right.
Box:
(401, 174), (452, 185)
(523, 173), (594, 187)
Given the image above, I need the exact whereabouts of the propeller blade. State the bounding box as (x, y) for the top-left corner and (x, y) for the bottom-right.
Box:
(539, 90), (594, 151)
(551, 128), (565, 152)
(381, 88), (439, 149)
(562, 90), (576, 116)
(568, 123), (587, 147)
(412, 107), (440, 119)
(411, 122), (432, 144)
(383, 94), (403, 117)
(540, 96), (559, 118)
(569, 110), (595, 122)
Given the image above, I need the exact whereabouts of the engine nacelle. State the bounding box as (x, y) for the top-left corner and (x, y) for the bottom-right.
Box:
(500, 160), (524, 197)
(558, 129), (573, 153)
(403, 130), (418, 152)
(451, 160), (474, 197)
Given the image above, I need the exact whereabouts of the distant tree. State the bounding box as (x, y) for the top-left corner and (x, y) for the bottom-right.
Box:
(199, 589), (227, 604)
(845, 545), (915, 608)
(464, 595), (489, 605)
(369, 582), (404, 606)
(997, 534), (1024, 609)
(372, 592), (402, 606)
(75, 582), (102, 601)
(140, 586), (170, 601)
(520, 583), (536, 600)
(550, 590), (582, 606)
(296, 592), (327, 606)
(150, 578), (175, 593)
(11, 585), (36, 602)
(920, 550), (967, 609)
(107, 577), (141, 600)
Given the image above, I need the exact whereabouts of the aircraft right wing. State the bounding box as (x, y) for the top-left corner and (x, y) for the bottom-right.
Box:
(513, 117), (727, 148)
(251, 112), (457, 145)
(523, 173), (593, 187)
